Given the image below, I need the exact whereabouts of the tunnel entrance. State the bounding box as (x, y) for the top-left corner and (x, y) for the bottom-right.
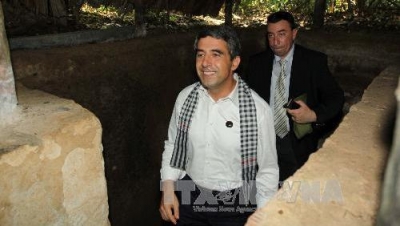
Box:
(10, 28), (390, 226)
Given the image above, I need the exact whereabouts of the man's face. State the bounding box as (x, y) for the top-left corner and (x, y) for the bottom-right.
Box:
(267, 20), (298, 58)
(195, 36), (240, 94)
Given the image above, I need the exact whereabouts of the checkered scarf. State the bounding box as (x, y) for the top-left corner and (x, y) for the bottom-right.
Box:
(170, 76), (258, 187)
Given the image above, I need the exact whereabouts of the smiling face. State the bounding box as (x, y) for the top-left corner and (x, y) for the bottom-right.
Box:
(195, 36), (240, 100)
(267, 20), (298, 58)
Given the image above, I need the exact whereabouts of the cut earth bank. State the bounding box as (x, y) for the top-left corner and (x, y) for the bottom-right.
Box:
(9, 27), (400, 225)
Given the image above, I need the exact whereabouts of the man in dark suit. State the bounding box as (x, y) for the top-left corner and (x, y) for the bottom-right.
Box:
(245, 11), (344, 184)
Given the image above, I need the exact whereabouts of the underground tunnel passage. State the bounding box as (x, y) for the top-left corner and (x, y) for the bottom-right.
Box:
(7, 28), (400, 225)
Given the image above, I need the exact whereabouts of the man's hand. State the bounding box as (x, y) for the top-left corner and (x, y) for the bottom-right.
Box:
(159, 180), (179, 225)
(287, 100), (316, 124)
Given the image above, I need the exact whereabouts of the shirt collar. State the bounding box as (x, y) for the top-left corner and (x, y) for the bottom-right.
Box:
(198, 73), (240, 107)
(274, 44), (295, 64)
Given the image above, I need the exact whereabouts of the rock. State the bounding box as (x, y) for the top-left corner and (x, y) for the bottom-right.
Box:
(0, 84), (110, 225)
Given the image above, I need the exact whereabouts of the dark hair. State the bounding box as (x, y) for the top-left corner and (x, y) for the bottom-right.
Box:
(193, 25), (241, 60)
(267, 11), (298, 29)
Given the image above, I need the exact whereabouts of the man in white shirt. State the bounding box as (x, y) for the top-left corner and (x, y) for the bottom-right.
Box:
(159, 26), (278, 226)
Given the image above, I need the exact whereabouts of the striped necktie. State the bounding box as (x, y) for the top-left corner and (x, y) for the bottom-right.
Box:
(274, 59), (289, 138)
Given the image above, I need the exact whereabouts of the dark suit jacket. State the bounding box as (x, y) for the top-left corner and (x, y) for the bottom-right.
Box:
(245, 44), (344, 163)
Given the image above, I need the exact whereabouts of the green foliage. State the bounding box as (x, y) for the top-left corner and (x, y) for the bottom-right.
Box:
(236, 0), (315, 18)
(237, 0), (399, 14)
(235, 0), (399, 29)
(77, 0), (398, 31)
(365, 0), (399, 8)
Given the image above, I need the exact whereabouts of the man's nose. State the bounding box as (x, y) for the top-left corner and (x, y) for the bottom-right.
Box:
(272, 37), (279, 46)
(202, 55), (211, 67)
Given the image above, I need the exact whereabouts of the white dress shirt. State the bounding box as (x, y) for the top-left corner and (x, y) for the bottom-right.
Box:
(161, 74), (279, 207)
(270, 45), (295, 131)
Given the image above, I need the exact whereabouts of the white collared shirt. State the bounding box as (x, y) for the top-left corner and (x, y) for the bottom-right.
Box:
(270, 45), (295, 131)
(161, 74), (279, 207)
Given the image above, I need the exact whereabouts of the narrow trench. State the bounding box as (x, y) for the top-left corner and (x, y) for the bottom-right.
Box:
(98, 67), (380, 225)
(335, 68), (380, 114)
(316, 67), (380, 148)
(14, 45), (383, 226)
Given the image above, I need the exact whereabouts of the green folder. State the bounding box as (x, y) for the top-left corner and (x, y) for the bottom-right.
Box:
(293, 93), (313, 139)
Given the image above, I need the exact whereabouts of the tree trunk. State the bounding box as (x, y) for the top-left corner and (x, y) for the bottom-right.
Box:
(50, 0), (68, 26)
(356, 0), (365, 13)
(71, 0), (86, 21)
(34, 0), (48, 15)
(224, 0), (234, 26)
(166, 0), (170, 24)
(10, 0), (22, 8)
(13, 0), (68, 24)
(313, 0), (326, 29)
(134, 0), (147, 37)
(0, 2), (18, 119)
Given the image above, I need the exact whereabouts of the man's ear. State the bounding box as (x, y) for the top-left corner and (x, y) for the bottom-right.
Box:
(231, 56), (241, 71)
(292, 28), (298, 40)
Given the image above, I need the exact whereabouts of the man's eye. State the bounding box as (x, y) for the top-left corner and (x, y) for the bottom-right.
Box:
(196, 53), (204, 57)
(278, 33), (286, 37)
